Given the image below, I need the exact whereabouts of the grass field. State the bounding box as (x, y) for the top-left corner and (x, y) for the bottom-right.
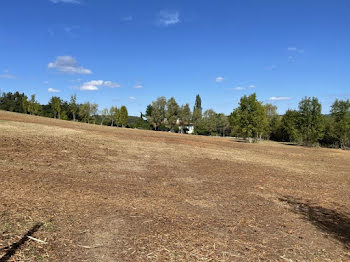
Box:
(1, 110), (350, 261)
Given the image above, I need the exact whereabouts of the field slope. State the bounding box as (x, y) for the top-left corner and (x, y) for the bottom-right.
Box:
(1, 110), (350, 261)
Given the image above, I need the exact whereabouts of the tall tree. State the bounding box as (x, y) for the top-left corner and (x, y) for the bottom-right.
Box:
(150, 96), (167, 130)
(69, 94), (78, 121)
(120, 105), (128, 127)
(22, 95), (28, 114)
(49, 96), (62, 119)
(179, 103), (191, 126)
(264, 103), (279, 139)
(79, 102), (90, 123)
(145, 104), (153, 119)
(298, 97), (324, 146)
(280, 109), (300, 142)
(100, 108), (109, 125)
(27, 94), (37, 115)
(232, 93), (267, 141)
(331, 99), (350, 148)
(166, 97), (179, 130)
(192, 94), (202, 123)
(216, 113), (229, 136)
(90, 103), (98, 124)
(114, 107), (120, 126)
(109, 106), (116, 126)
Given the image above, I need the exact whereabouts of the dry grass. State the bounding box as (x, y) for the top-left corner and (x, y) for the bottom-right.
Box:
(1, 110), (350, 261)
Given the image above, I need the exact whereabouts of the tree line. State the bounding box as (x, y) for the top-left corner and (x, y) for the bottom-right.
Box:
(1, 91), (349, 149)
(0, 91), (129, 127)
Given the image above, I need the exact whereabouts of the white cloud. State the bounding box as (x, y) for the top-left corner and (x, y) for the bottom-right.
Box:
(129, 96), (136, 100)
(104, 81), (121, 88)
(268, 96), (292, 101)
(48, 87), (60, 93)
(80, 85), (98, 91)
(234, 85), (255, 91)
(216, 76), (224, 83)
(158, 10), (180, 26)
(79, 80), (120, 91)
(0, 74), (16, 79)
(50, 0), (81, 4)
(133, 84), (143, 89)
(48, 56), (92, 75)
(44, 81), (49, 85)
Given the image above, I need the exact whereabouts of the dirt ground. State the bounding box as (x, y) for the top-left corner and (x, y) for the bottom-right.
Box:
(0, 110), (350, 261)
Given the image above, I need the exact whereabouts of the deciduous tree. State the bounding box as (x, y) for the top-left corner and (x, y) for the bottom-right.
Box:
(298, 97), (324, 146)
(331, 99), (350, 148)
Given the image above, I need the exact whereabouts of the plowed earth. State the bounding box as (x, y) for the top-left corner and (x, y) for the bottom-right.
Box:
(1, 110), (350, 261)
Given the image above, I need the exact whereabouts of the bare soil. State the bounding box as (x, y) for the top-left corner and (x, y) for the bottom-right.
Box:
(1, 110), (350, 261)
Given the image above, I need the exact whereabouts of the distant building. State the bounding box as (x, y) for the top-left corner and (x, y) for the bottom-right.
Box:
(186, 124), (194, 134)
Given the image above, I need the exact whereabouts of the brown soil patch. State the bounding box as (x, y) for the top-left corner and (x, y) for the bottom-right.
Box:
(1, 110), (350, 261)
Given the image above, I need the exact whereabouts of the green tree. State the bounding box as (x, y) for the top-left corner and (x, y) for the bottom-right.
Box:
(100, 108), (109, 125)
(22, 96), (28, 114)
(120, 105), (128, 127)
(180, 103), (191, 125)
(90, 103), (98, 124)
(27, 94), (37, 115)
(79, 102), (90, 123)
(280, 109), (300, 142)
(114, 107), (120, 126)
(232, 93), (268, 141)
(166, 97), (179, 130)
(216, 113), (229, 136)
(192, 94), (202, 123)
(145, 104), (153, 118)
(50, 96), (62, 119)
(109, 106), (116, 126)
(298, 97), (324, 146)
(264, 104), (279, 139)
(150, 97), (167, 130)
(69, 94), (78, 121)
(330, 99), (350, 148)
(194, 109), (218, 135)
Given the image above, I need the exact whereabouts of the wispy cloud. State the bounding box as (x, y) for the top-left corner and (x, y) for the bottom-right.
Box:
(0, 70), (16, 79)
(133, 84), (143, 89)
(233, 85), (255, 91)
(44, 81), (49, 85)
(79, 80), (121, 91)
(287, 46), (304, 62)
(215, 76), (224, 83)
(158, 10), (180, 26)
(121, 16), (133, 22)
(48, 87), (60, 93)
(129, 96), (136, 100)
(48, 25), (81, 38)
(0, 74), (16, 79)
(50, 0), (81, 4)
(268, 96), (292, 101)
(48, 56), (92, 75)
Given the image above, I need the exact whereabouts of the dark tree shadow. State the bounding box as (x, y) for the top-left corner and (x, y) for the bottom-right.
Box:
(279, 196), (350, 249)
(0, 223), (43, 262)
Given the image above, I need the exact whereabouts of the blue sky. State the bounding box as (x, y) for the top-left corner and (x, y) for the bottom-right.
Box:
(1, 0), (350, 115)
